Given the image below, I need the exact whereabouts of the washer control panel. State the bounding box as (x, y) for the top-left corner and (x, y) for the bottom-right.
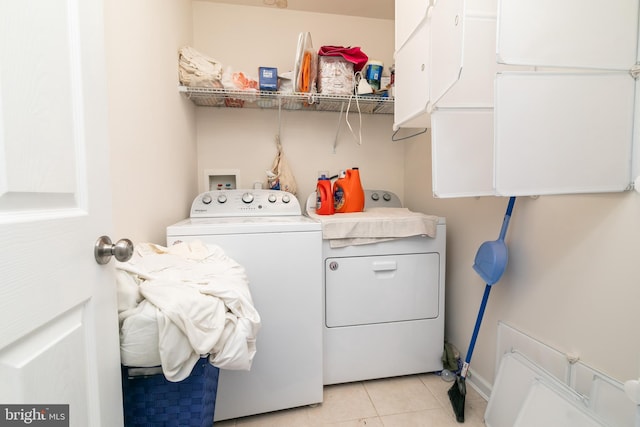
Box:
(191, 189), (301, 217)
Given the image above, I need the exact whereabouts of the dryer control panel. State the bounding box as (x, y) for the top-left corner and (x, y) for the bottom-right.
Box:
(365, 190), (402, 208)
(304, 189), (403, 213)
(190, 189), (302, 217)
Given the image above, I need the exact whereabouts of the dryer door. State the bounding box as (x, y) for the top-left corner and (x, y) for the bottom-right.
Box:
(325, 253), (440, 327)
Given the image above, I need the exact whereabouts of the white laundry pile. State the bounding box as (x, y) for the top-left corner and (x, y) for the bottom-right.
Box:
(116, 240), (261, 382)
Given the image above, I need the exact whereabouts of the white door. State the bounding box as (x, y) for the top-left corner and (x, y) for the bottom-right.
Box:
(0, 1), (124, 426)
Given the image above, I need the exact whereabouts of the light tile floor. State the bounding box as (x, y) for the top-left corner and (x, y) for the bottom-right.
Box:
(213, 373), (487, 427)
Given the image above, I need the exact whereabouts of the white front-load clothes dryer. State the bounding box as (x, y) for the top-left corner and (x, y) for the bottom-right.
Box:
(167, 190), (322, 422)
(306, 190), (446, 385)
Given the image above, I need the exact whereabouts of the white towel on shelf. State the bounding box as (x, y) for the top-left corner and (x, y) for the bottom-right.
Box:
(306, 207), (439, 248)
(117, 240), (261, 382)
(178, 46), (223, 87)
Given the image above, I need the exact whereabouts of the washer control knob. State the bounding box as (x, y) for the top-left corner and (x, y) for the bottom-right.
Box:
(282, 194), (291, 203)
(217, 194), (227, 204)
(202, 194), (213, 204)
(242, 192), (254, 204)
(371, 192), (380, 201)
(383, 192), (392, 202)
(268, 194), (277, 203)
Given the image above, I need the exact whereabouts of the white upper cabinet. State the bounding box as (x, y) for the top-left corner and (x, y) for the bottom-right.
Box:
(430, 0), (521, 197)
(496, 0), (638, 70)
(431, 10), (502, 197)
(493, 0), (638, 196)
(395, 0), (640, 197)
(393, 0), (465, 130)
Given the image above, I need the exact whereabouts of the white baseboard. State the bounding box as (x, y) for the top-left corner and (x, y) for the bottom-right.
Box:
(467, 367), (492, 401)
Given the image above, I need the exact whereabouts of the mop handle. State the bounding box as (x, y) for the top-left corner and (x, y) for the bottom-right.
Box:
(461, 197), (516, 378)
(498, 197), (516, 241)
(461, 284), (491, 378)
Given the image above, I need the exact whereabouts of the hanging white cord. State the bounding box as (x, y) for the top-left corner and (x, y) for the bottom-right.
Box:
(277, 98), (282, 139)
(345, 72), (364, 145)
(332, 101), (345, 154)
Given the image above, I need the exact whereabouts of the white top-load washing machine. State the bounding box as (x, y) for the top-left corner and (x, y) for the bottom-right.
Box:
(167, 189), (323, 422)
(306, 190), (446, 385)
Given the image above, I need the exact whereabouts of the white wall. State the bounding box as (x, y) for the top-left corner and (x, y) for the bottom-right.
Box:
(104, 0), (198, 245)
(405, 132), (640, 388)
(195, 108), (403, 201)
(192, 2), (401, 203)
(192, 3), (395, 84)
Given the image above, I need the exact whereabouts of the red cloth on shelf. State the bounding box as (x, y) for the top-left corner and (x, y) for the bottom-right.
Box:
(318, 45), (369, 72)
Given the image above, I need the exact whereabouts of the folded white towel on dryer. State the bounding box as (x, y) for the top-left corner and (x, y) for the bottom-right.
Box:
(307, 207), (439, 248)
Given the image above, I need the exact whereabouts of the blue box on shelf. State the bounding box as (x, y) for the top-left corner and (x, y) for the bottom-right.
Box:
(121, 358), (219, 427)
(259, 67), (278, 91)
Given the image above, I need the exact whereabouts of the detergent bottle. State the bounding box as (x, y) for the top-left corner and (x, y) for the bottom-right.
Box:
(334, 167), (365, 213)
(315, 172), (334, 215)
(333, 170), (346, 212)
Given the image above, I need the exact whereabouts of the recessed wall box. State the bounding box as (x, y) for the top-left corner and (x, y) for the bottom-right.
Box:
(203, 169), (240, 192)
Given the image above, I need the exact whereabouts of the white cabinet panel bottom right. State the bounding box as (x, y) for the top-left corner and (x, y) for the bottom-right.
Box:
(494, 72), (635, 196)
(432, 108), (495, 198)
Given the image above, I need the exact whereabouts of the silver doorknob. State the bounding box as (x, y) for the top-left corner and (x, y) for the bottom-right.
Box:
(94, 236), (134, 265)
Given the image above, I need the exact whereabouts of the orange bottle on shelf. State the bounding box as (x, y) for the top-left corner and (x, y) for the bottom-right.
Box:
(334, 167), (365, 213)
(316, 173), (334, 215)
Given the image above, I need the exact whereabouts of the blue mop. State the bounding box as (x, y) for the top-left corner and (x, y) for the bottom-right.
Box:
(448, 196), (516, 423)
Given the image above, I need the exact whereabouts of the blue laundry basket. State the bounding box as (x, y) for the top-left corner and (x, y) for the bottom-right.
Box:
(121, 358), (219, 427)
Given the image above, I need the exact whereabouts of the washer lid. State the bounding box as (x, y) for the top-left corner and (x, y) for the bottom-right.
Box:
(167, 216), (321, 235)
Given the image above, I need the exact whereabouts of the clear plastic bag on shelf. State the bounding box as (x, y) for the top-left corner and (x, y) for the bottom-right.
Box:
(221, 67), (259, 104)
(318, 56), (355, 95)
(293, 32), (317, 93)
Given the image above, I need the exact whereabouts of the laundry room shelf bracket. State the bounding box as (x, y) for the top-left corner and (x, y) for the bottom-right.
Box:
(178, 86), (394, 114)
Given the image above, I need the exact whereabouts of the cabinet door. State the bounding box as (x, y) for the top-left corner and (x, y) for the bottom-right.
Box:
(395, 0), (430, 51)
(497, 0), (637, 70)
(429, 0), (465, 108)
(432, 109), (495, 197)
(436, 14), (499, 108)
(494, 72), (635, 195)
(394, 19), (431, 130)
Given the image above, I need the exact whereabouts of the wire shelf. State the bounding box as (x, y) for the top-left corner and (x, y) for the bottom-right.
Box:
(179, 86), (394, 114)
